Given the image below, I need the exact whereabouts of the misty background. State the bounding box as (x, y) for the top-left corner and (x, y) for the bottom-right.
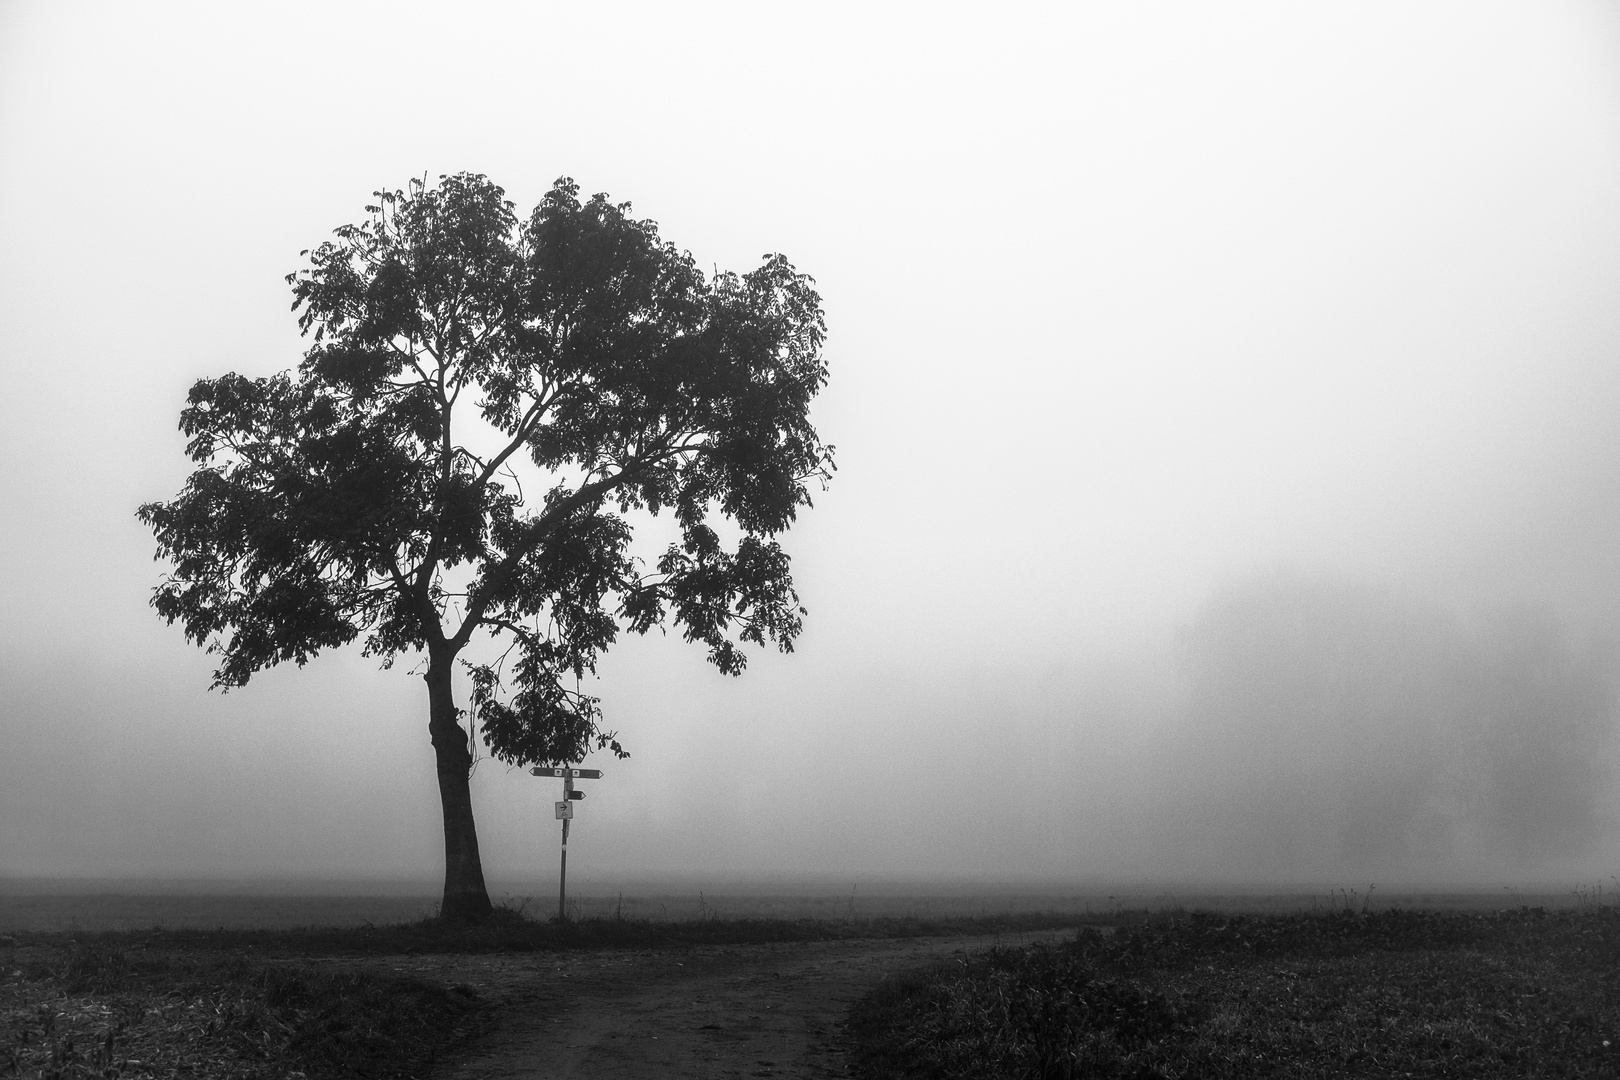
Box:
(4, 1), (1620, 892)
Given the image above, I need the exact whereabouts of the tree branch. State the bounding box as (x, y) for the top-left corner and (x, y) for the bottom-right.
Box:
(449, 455), (666, 652)
(474, 392), (551, 490)
(390, 554), (445, 649)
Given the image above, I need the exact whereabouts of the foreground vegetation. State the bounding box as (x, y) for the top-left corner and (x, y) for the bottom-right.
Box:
(848, 906), (1620, 1078)
(19, 903), (1615, 1078)
(0, 941), (486, 1079)
(0, 909), (1083, 1078)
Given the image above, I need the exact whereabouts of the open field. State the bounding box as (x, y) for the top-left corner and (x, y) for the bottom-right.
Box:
(848, 906), (1620, 1078)
(7, 884), (1619, 1077)
(1, 911), (1083, 1079)
(8, 903), (1620, 1078)
(1, 932), (490, 1079)
(0, 878), (1600, 932)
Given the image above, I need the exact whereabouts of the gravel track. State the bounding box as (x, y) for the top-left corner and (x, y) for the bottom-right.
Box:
(362, 928), (1076, 1079)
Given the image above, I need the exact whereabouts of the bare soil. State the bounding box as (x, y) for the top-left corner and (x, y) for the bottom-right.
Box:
(335, 928), (1076, 1079)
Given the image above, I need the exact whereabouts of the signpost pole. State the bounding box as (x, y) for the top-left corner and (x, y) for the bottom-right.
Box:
(558, 775), (572, 921)
(532, 766), (599, 922)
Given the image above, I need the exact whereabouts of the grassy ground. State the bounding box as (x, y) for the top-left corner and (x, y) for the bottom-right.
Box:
(847, 905), (1620, 1078)
(0, 908), (1085, 1079)
(0, 939), (487, 1079)
(4, 885), (1587, 933)
(18, 907), (1090, 958)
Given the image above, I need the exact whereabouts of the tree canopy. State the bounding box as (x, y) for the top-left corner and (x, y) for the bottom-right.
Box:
(140, 173), (832, 915)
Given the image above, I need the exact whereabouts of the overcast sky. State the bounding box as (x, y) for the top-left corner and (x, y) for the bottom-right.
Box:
(4, 1), (1620, 891)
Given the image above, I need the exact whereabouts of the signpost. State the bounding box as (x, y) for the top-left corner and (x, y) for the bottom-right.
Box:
(530, 767), (602, 920)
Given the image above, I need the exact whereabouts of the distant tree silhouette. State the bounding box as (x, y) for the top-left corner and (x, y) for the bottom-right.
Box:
(139, 174), (832, 920)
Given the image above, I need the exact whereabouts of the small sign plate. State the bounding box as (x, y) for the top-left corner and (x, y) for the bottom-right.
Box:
(532, 767), (603, 779)
(555, 801), (574, 820)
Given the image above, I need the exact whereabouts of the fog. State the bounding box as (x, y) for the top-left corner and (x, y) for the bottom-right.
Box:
(4, 2), (1620, 892)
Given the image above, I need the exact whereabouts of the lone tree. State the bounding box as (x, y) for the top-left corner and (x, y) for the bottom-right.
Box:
(139, 173), (832, 920)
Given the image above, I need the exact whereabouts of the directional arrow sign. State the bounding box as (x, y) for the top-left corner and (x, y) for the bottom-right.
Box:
(531, 767), (603, 779)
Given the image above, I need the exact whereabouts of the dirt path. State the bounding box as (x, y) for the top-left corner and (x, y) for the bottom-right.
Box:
(368, 928), (1076, 1079)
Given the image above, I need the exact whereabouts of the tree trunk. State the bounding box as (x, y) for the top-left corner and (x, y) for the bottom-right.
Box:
(425, 653), (494, 921)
